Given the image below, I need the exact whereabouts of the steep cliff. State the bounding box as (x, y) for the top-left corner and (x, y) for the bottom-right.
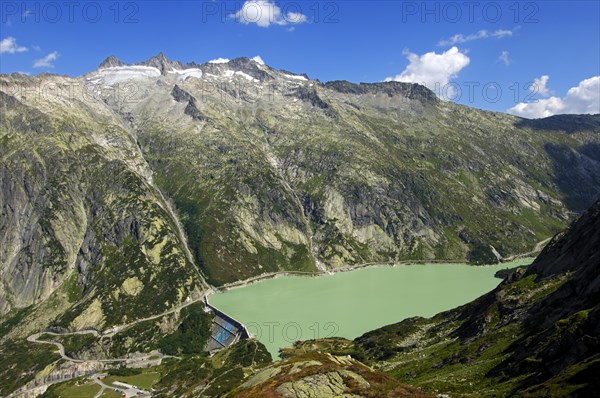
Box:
(0, 82), (204, 333)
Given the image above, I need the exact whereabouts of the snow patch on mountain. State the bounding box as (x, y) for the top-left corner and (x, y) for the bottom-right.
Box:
(168, 68), (203, 80)
(220, 70), (259, 82)
(282, 73), (308, 81)
(235, 71), (259, 82)
(88, 66), (161, 85)
(252, 56), (265, 65)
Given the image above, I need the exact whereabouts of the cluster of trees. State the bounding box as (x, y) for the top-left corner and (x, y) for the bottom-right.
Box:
(158, 303), (212, 355)
(468, 242), (500, 265)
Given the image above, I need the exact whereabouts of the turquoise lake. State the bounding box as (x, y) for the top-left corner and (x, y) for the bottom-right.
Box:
(209, 259), (533, 358)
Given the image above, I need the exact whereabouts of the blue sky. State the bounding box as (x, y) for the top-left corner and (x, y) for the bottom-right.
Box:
(1, 0), (599, 116)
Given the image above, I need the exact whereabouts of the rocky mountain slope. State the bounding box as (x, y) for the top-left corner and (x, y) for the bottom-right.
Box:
(286, 198), (599, 397)
(2, 53), (599, 321)
(229, 351), (433, 397)
(0, 87), (206, 330)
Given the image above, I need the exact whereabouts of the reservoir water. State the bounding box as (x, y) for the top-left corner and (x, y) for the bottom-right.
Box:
(209, 259), (533, 358)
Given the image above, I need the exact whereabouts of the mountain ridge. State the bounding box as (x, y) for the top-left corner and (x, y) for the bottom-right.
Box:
(11, 52), (600, 122)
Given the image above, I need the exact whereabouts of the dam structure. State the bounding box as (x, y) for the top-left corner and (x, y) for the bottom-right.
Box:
(204, 296), (250, 353)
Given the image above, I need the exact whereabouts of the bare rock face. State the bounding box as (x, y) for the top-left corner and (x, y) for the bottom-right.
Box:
(528, 199), (600, 278)
(9, 359), (106, 398)
(232, 352), (433, 397)
(97, 55), (125, 69)
(0, 87), (202, 329)
(139, 52), (183, 75)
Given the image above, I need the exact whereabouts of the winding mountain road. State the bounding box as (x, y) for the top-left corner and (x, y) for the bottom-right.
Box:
(503, 237), (552, 261)
(104, 290), (213, 336)
(27, 331), (100, 363)
(91, 376), (112, 398)
(27, 330), (140, 363)
(213, 236), (552, 292)
(20, 331), (167, 398)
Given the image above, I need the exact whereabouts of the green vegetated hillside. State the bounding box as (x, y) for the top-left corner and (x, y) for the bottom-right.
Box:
(1, 54), (599, 396)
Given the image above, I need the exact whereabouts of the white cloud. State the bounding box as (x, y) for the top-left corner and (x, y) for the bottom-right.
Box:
(0, 37), (28, 54)
(499, 50), (511, 66)
(508, 76), (600, 118)
(439, 29), (514, 46)
(33, 51), (59, 68)
(531, 75), (550, 96)
(251, 55), (265, 65)
(385, 46), (470, 95)
(208, 57), (230, 64)
(231, 0), (307, 27)
(492, 29), (514, 38)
